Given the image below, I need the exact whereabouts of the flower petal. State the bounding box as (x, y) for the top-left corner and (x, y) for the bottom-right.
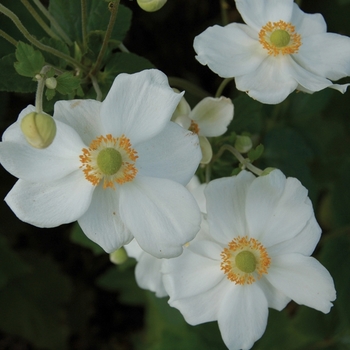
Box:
(190, 97), (234, 137)
(78, 185), (133, 253)
(294, 33), (350, 81)
(100, 69), (183, 144)
(0, 119), (84, 183)
(205, 171), (255, 244)
(194, 23), (266, 78)
(124, 238), (144, 260)
(246, 170), (313, 247)
(199, 136), (213, 165)
(119, 177), (201, 258)
(218, 283), (269, 350)
(235, 0), (294, 31)
(235, 55), (298, 104)
(136, 122), (201, 185)
(53, 99), (103, 145)
(266, 254), (336, 313)
(5, 171), (93, 227)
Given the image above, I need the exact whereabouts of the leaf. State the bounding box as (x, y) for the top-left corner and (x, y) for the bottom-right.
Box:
(55, 72), (81, 96)
(0, 253), (72, 350)
(0, 54), (36, 93)
(248, 144), (264, 162)
(70, 223), (105, 256)
(40, 37), (70, 68)
(14, 41), (45, 78)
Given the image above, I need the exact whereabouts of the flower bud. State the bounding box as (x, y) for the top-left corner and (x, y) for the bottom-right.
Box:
(137, 0), (167, 12)
(234, 135), (253, 153)
(109, 247), (128, 265)
(20, 112), (56, 149)
(45, 77), (57, 90)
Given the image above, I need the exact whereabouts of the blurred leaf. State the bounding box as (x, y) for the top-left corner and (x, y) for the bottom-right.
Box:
(70, 223), (105, 256)
(0, 54), (36, 92)
(14, 42), (45, 78)
(248, 144), (264, 162)
(40, 37), (70, 68)
(0, 253), (72, 350)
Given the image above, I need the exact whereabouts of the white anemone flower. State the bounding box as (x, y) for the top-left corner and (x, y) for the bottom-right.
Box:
(194, 0), (350, 104)
(124, 175), (207, 297)
(163, 170), (336, 350)
(172, 95), (233, 164)
(0, 69), (202, 258)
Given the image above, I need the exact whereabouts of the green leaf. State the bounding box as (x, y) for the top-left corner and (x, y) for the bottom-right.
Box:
(0, 54), (36, 92)
(40, 37), (70, 68)
(0, 253), (72, 350)
(70, 223), (105, 256)
(56, 72), (81, 96)
(248, 144), (264, 162)
(14, 41), (45, 78)
(45, 88), (56, 101)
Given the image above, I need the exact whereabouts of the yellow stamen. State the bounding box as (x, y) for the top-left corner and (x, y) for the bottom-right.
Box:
(259, 20), (301, 56)
(220, 236), (270, 285)
(189, 120), (200, 134)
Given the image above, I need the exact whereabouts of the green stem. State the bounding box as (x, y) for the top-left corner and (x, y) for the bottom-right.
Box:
(215, 77), (234, 97)
(211, 144), (263, 176)
(81, 0), (88, 49)
(21, 0), (61, 41)
(219, 0), (229, 26)
(0, 4), (86, 71)
(118, 42), (130, 53)
(0, 30), (18, 46)
(89, 0), (120, 76)
(168, 77), (210, 99)
(32, 0), (73, 46)
(90, 74), (102, 101)
(35, 65), (54, 113)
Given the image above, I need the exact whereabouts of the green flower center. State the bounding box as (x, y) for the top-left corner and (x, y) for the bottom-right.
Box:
(270, 29), (290, 48)
(235, 251), (256, 273)
(97, 148), (122, 175)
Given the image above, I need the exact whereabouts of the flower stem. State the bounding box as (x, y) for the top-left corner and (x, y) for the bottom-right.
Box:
(90, 74), (102, 101)
(32, 0), (73, 46)
(215, 77), (234, 97)
(81, 0), (88, 49)
(21, 0), (61, 41)
(168, 77), (210, 99)
(212, 144), (263, 176)
(219, 0), (229, 26)
(0, 30), (18, 46)
(89, 0), (120, 76)
(118, 42), (130, 53)
(0, 4), (86, 71)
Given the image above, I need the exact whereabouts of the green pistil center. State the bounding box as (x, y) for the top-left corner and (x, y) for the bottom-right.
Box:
(235, 251), (256, 273)
(97, 148), (122, 175)
(270, 29), (290, 47)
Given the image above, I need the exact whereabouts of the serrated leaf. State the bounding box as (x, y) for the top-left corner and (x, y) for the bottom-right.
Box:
(56, 72), (81, 95)
(45, 88), (56, 101)
(0, 54), (36, 93)
(70, 223), (104, 256)
(248, 144), (264, 162)
(14, 41), (45, 78)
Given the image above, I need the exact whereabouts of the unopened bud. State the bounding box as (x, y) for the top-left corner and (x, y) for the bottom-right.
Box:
(234, 135), (253, 153)
(137, 0), (167, 12)
(45, 77), (57, 90)
(20, 112), (56, 149)
(109, 247), (128, 265)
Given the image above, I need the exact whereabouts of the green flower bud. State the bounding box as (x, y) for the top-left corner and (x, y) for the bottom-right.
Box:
(45, 77), (57, 90)
(109, 247), (128, 265)
(137, 0), (167, 12)
(20, 112), (56, 149)
(234, 135), (253, 153)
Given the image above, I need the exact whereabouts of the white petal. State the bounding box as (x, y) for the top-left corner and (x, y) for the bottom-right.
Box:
(199, 136), (213, 165)
(246, 170), (313, 247)
(187, 181), (207, 214)
(194, 23), (266, 78)
(78, 185), (133, 253)
(124, 238), (144, 260)
(5, 171), (93, 227)
(136, 122), (201, 185)
(171, 94), (191, 121)
(235, 55), (298, 104)
(267, 198), (321, 256)
(100, 70), (183, 144)
(119, 177), (201, 258)
(190, 97), (234, 137)
(235, 0), (294, 31)
(266, 254), (336, 313)
(0, 119), (84, 183)
(53, 99), (103, 145)
(205, 171), (255, 244)
(172, 114), (191, 130)
(291, 3), (327, 37)
(294, 33), (350, 81)
(134, 252), (167, 297)
(218, 283), (269, 350)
